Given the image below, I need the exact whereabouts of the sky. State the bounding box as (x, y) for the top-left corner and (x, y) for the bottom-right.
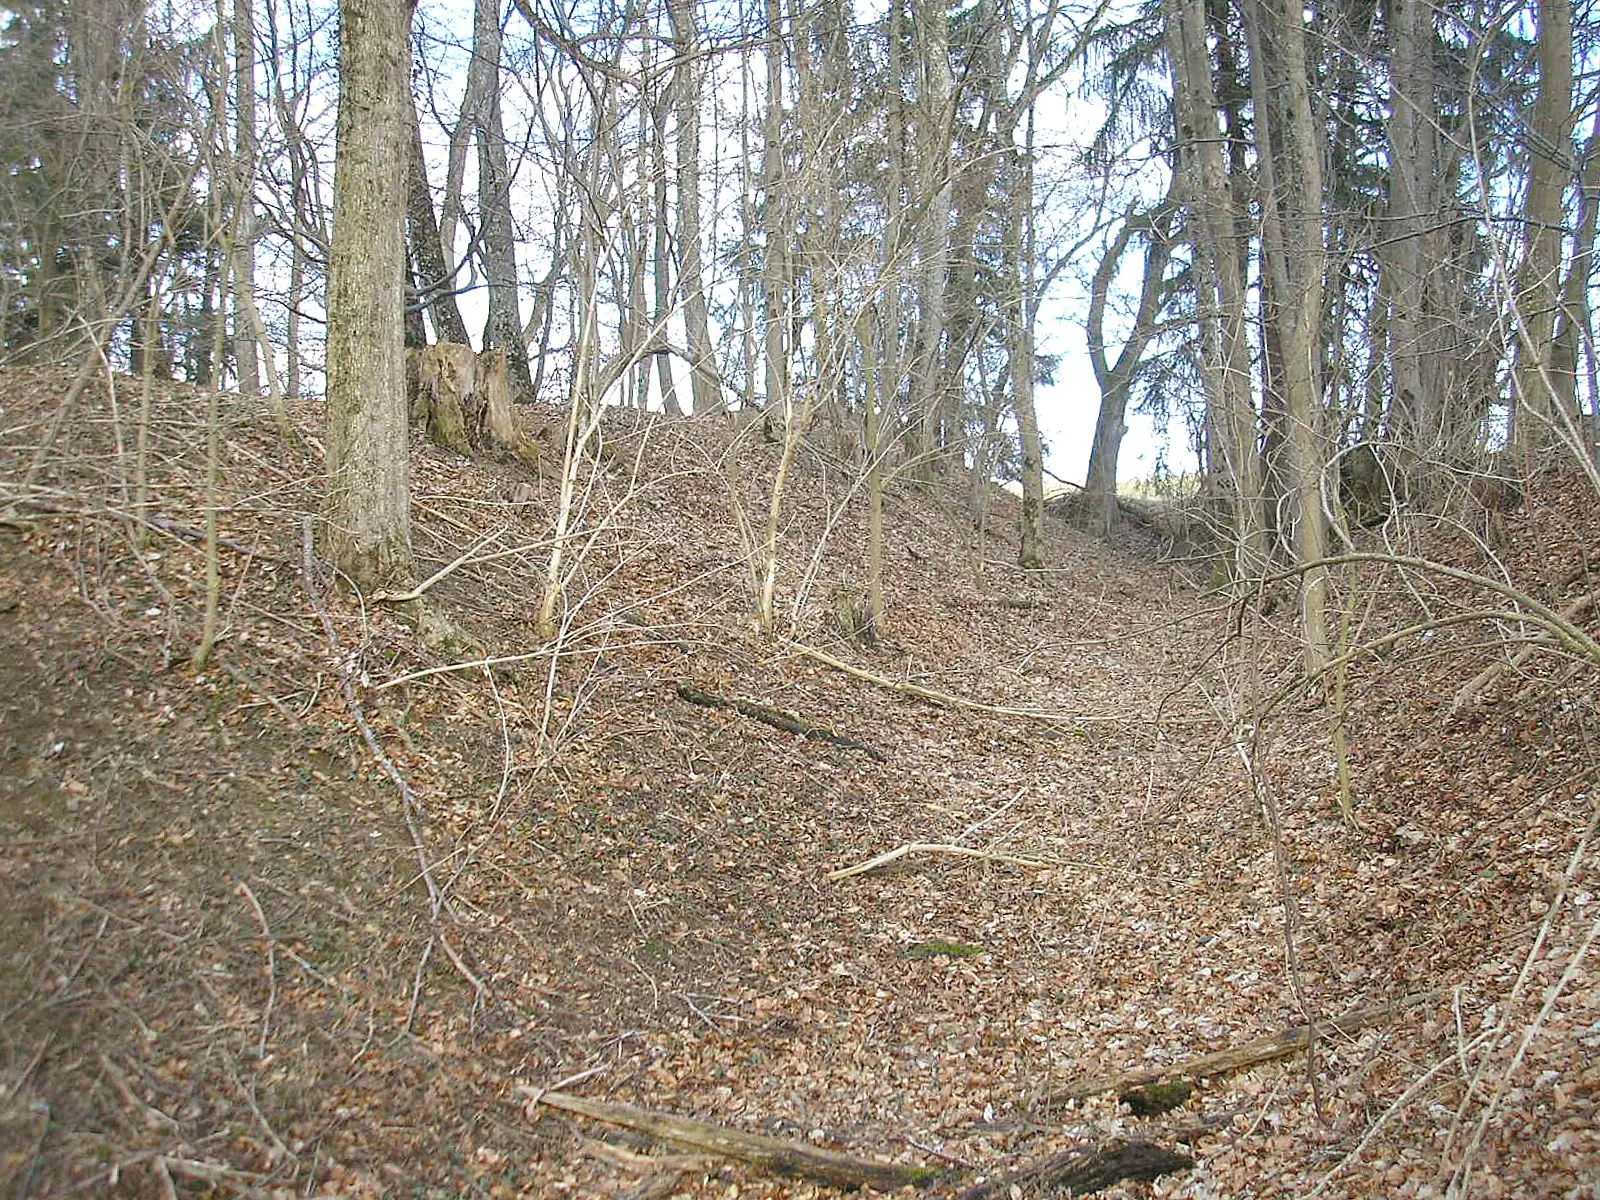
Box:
(414, 0), (1182, 487)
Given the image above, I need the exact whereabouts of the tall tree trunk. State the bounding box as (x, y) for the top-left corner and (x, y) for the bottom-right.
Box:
(1246, 0), (1329, 669)
(668, 0), (719, 414)
(912, 0), (953, 459)
(325, 0), (412, 591)
(473, 0), (535, 400)
(861, 307), (887, 632)
(1550, 109), (1600, 430)
(651, 90), (681, 416)
(406, 87), (470, 345)
(1082, 203), (1174, 537)
(1512, 0), (1576, 461)
(1010, 110), (1044, 569)
(232, 0), (261, 396)
(1166, 0), (1265, 580)
(1383, 0), (1443, 463)
(760, 0), (788, 422)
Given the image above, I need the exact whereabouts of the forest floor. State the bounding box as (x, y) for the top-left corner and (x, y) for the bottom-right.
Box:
(0, 365), (1597, 1200)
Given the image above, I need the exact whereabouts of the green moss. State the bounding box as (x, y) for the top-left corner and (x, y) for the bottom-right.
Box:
(1121, 1079), (1193, 1117)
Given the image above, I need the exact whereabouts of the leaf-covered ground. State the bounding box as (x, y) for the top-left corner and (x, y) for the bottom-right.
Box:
(1, 367), (1596, 1199)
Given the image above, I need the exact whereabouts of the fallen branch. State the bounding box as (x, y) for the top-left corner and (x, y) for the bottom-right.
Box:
(828, 842), (1056, 881)
(676, 681), (887, 762)
(788, 642), (1202, 727)
(523, 1089), (943, 1191)
(524, 1088), (1193, 1197)
(955, 1140), (1192, 1200)
(1046, 992), (1435, 1107)
(1451, 591), (1597, 713)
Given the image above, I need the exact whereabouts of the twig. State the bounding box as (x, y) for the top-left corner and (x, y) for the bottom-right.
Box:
(828, 842), (1056, 880)
(676, 681), (887, 761)
(235, 881), (277, 1060)
(954, 1141), (1192, 1200)
(1450, 591), (1597, 712)
(789, 642), (1200, 726)
(370, 523), (510, 604)
(97, 1053), (178, 1131)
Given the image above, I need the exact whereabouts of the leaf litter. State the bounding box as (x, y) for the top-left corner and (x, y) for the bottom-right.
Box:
(0, 366), (1596, 1199)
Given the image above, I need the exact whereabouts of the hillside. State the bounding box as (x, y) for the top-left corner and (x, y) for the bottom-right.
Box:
(1, 368), (1597, 1200)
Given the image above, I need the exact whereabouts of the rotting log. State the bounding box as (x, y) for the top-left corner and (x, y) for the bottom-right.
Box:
(525, 1089), (943, 1191)
(525, 1089), (1193, 1197)
(1046, 992), (1435, 1108)
(676, 681), (887, 762)
(955, 1140), (1193, 1200)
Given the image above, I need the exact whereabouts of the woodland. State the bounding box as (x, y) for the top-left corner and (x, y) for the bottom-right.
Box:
(1, 0), (1600, 1196)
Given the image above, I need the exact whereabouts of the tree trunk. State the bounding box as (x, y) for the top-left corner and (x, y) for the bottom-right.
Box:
(406, 87), (471, 346)
(473, 0), (535, 400)
(1165, 0), (1265, 580)
(1009, 112), (1044, 570)
(1245, 0), (1329, 670)
(1082, 202), (1174, 537)
(1512, 0), (1577, 461)
(1550, 109), (1600, 430)
(760, 0), (788, 421)
(1383, 0), (1444, 465)
(668, 0), (720, 415)
(912, 0), (953, 459)
(324, 0), (413, 592)
(231, 0), (261, 397)
(651, 91), (681, 416)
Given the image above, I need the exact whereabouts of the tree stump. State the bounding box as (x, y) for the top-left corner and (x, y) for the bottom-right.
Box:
(408, 342), (536, 464)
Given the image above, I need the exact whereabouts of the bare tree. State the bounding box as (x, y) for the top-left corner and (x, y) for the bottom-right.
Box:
(1081, 201), (1175, 537)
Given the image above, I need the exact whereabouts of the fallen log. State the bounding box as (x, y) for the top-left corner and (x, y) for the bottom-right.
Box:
(676, 681), (887, 762)
(955, 1140), (1193, 1200)
(1046, 991), (1434, 1108)
(523, 1089), (943, 1191)
(524, 1089), (1193, 1197)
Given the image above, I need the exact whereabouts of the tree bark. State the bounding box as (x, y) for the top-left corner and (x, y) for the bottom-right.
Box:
(1512, 0), (1577, 461)
(406, 87), (470, 346)
(472, 0), (536, 400)
(324, 0), (413, 591)
(1165, 0), (1265, 580)
(667, 0), (720, 415)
